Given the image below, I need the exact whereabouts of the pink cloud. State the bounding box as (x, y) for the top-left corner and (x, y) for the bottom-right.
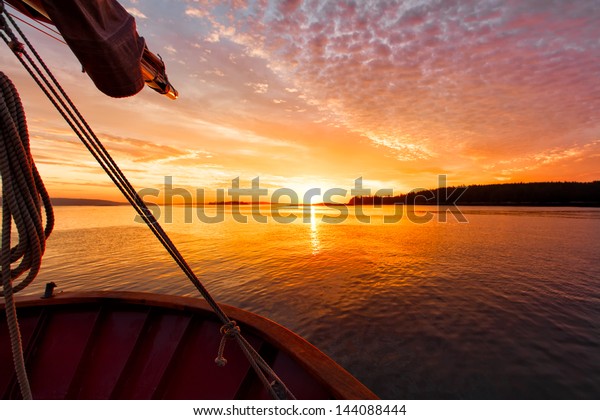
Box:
(4, 0), (600, 200)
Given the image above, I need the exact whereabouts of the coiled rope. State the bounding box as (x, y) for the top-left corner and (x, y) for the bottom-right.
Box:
(0, 70), (54, 399)
(0, 4), (294, 400)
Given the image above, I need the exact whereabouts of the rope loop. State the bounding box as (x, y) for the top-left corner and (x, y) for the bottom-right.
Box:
(9, 39), (24, 54)
(215, 320), (240, 367)
(220, 320), (240, 336)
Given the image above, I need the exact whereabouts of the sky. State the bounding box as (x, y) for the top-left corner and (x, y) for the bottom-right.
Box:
(2, 0), (600, 202)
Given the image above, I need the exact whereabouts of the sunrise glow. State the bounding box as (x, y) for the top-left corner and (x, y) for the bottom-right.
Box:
(1, 0), (599, 201)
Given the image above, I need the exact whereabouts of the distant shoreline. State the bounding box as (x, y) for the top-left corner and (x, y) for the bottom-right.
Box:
(349, 181), (600, 208)
(47, 200), (600, 208)
(126, 202), (600, 207)
(50, 198), (128, 206)
(43, 181), (600, 207)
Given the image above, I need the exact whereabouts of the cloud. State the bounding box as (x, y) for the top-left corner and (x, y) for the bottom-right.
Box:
(126, 7), (147, 19)
(185, 7), (209, 19)
(245, 82), (268, 94)
(8, 0), (600, 200)
(184, 0), (600, 169)
(164, 45), (177, 54)
(485, 141), (600, 177)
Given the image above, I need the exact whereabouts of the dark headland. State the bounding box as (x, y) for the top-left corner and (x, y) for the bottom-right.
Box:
(349, 181), (600, 207)
(50, 198), (127, 206)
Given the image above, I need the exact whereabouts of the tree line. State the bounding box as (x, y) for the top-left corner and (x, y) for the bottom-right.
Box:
(348, 181), (600, 206)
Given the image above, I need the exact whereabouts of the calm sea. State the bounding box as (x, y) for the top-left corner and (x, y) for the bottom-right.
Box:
(17, 205), (600, 399)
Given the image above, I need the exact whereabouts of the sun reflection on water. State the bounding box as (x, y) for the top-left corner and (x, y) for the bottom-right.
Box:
(309, 206), (320, 255)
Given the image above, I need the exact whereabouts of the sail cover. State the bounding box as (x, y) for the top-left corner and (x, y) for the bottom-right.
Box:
(7, 0), (146, 98)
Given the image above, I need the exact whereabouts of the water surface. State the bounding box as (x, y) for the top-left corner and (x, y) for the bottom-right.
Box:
(18, 205), (600, 399)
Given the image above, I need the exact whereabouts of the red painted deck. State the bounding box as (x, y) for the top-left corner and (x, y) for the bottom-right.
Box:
(0, 291), (377, 400)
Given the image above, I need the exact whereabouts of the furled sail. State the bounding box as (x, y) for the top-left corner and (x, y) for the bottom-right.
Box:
(5, 0), (177, 99)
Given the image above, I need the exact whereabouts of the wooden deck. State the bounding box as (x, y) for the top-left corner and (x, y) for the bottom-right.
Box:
(0, 291), (377, 400)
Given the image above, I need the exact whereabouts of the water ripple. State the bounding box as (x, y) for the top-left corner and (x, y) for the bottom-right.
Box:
(19, 206), (600, 399)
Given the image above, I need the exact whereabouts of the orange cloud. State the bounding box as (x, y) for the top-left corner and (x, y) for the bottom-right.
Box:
(1, 0), (599, 201)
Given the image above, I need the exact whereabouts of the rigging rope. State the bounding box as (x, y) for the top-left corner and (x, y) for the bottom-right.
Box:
(4, 2), (63, 39)
(7, 12), (67, 46)
(0, 4), (295, 400)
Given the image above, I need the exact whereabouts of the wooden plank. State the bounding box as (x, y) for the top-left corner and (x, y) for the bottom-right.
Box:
(111, 311), (192, 399)
(68, 308), (149, 399)
(155, 315), (263, 399)
(26, 308), (100, 399)
(0, 308), (42, 398)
